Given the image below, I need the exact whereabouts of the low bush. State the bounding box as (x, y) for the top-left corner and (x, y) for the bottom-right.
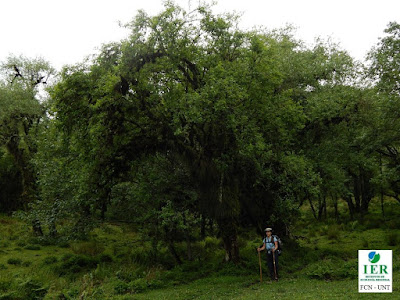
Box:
(387, 232), (400, 246)
(43, 256), (58, 264)
(99, 253), (113, 263)
(22, 261), (32, 267)
(112, 277), (149, 295)
(17, 278), (47, 300)
(7, 258), (22, 266)
(16, 241), (26, 247)
(303, 258), (337, 279)
(361, 237), (369, 248)
(0, 277), (12, 292)
(70, 241), (104, 257)
(113, 280), (130, 295)
(327, 225), (340, 240)
(52, 254), (99, 276)
(129, 278), (148, 293)
(24, 244), (41, 250)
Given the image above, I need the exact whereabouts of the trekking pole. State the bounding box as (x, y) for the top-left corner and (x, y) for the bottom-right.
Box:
(272, 250), (278, 280)
(258, 250), (262, 283)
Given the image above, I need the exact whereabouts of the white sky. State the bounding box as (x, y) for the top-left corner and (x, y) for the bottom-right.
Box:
(1, 0), (399, 70)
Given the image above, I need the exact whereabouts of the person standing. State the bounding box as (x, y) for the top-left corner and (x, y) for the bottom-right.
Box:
(257, 227), (279, 281)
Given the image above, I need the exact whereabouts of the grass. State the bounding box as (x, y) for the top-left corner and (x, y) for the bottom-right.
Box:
(127, 276), (400, 300)
(0, 196), (399, 298)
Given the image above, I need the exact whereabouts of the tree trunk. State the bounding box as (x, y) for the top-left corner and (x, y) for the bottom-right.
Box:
(6, 137), (36, 204)
(217, 217), (240, 263)
(49, 203), (58, 238)
(332, 193), (339, 220)
(32, 219), (43, 236)
(353, 175), (361, 213)
(200, 214), (206, 240)
(6, 136), (44, 235)
(380, 154), (385, 219)
(360, 169), (373, 216)
(344, 195), (355, 220)
(308, 197), (318, 220)
(183, 214), (193, 261)
(317, 194), (324, 220)
(168, 240), (182, 265)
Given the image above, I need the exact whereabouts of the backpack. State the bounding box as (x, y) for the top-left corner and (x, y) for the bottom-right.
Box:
(264, 234), (283, 255)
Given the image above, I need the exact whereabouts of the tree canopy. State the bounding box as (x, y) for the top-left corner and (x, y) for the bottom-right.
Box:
(1, 3), (400, 264)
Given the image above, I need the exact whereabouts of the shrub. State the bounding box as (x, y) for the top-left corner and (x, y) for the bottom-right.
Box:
(70, 241), (104, 256)
(308, 230), (316, 237)
(129, 278), (148, 293)
(53, 254), (99, 276)
(64, 287), (79, 299)
(361, 238), (369, 248)
(348, 220), (360, 231)
(16, 241), (26, 247)
(129, 248), (152, 265)
(99, 253), (113, 263)
(24, 244), (41, 250)
(28, 236), (57, 246)
(319, 225), (329, 235)
(327, 225), (340, 240)
(60, 253), (73, 262)
(303, 258), (337, 279)
(114, 280), (130, 295)
(0, 241), (10, 248)
(57, 240), (70, 248)
(18, 278), (47, 300)
(387, 232), (400, 246)
(338, 259), (358, 279)
(43, 256), (58, 264)
(7, 258), (22, 265)
(0, 278), (12, 292)
(115, 266), (144, 282)
(22, 261), (32, 267)
(386, 220), (399, 229)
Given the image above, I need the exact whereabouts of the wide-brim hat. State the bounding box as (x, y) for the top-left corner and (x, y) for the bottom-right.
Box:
(264, 227), (272, 232)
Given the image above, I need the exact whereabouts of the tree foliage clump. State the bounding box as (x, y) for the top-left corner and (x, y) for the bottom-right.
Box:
(3, 3), (400, 266)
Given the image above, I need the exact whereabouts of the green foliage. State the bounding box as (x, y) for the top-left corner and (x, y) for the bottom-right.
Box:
(53, 254), (99, 276)
(0, 149), (23, 212)
(0, 55), (55, 214)
(42, 256), (58, 265)
(22, 261), (32, 267)
(368, 21), (400, 95)
(7, 258), (22, 265)
(0, 200), (399, 298)
(17, 278), (47, 300)
(303, 258), (357, 280)
(2, 3), (400, 287)
(327, 224), (341, 240)
(70, 241), (104, 257)
(113, 280), (130, 295)
(387, 232), (400, 246)
(24, 244), (41, 250)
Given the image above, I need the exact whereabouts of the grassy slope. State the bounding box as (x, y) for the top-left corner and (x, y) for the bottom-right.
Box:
(133, 197), (400, 299)
(0, 196), (398, 299)
(128, 276), (398, 300)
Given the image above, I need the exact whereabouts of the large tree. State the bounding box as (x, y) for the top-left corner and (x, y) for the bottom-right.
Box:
(0, 55), (54, 234)
(41, 3), (366, 262)
(367, 22), (400, 204)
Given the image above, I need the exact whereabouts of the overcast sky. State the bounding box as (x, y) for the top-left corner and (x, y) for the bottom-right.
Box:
(1, 0), (399, 70)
